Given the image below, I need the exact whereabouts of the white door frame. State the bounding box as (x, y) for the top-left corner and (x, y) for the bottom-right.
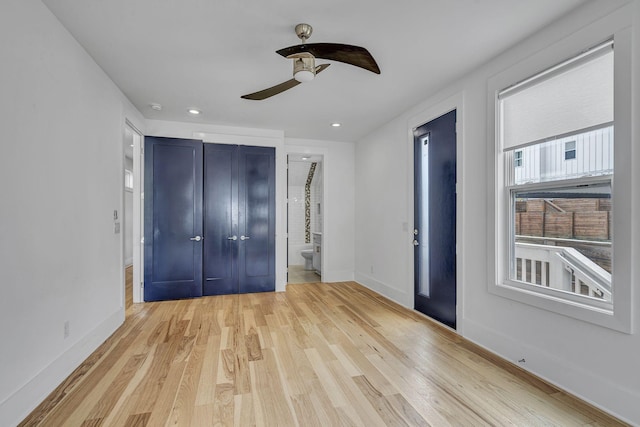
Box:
(124, 120), (144, 303)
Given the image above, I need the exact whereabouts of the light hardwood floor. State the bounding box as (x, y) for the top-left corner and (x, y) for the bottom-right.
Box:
(20, 282), (627, 426)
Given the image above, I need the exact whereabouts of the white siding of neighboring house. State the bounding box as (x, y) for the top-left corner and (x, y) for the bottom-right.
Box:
(514, 126), (614, 185)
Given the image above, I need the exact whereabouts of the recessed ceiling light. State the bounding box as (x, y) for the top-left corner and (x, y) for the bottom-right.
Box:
(331, 122), (341, 127)
(188, 109), (201, 115)
(301, 156), (310, 160)
(150, 103), (162, 111)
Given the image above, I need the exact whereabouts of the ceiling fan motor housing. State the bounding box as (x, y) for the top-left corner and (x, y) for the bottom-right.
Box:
(293, 56), (316, 82)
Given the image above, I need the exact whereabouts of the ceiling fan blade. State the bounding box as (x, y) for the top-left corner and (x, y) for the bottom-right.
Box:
(241, 63), (330, 100)
(277, 43), (380, 74)
(241, 79), (300, 100)
(315, 63), (330, 73)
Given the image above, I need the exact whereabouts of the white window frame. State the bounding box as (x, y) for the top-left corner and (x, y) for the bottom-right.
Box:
(487, 20), (633, 333)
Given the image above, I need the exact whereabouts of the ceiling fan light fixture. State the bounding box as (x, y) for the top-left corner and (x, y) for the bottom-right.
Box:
(294, 70), (315, 82)
(293, 57), (316, 82)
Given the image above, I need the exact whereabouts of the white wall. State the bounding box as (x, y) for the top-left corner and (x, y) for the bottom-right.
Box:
(0, 1), (145, 425)
(286, 138), (355, 282)
(355, 1), (640, 424)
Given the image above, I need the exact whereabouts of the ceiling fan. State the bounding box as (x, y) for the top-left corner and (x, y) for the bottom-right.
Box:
(241, 23), (381, 100)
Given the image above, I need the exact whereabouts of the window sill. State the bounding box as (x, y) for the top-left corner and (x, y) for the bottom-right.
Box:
(490, 280), (630, 334)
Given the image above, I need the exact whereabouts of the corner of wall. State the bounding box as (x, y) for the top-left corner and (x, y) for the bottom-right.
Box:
(0, 309), (124, 427)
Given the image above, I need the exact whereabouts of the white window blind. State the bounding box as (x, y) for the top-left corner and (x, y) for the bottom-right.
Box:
(499, 42), (613, 151)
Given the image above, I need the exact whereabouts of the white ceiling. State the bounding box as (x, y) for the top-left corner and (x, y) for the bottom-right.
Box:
(42, 0), (587, 142)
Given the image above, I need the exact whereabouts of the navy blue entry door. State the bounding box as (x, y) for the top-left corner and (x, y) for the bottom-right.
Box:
(144, 137), (275, 301)
(413, 110), (457, 329)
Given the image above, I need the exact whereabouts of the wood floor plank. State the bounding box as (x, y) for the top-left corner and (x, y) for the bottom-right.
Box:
(194, 333), (221, 406)
(325, 358), (387, 427)
(99, 346), (159, 426)
(212, 383), (234, 427)
(251, 348), (297, 427)
(83, 353), (147, 422)
(352, 375), (411, 427)
(123, 412), (150, 427)
(19, 282), (630, 427)
(167, 341), (206, 427)
(234, 393), (255, 427)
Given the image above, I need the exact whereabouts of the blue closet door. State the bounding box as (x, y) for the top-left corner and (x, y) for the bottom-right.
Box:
(144, 140), (275, 300)
(203, 143), (239, 295)
(144, 137), (203, 301)
(237, 146), (276, 293)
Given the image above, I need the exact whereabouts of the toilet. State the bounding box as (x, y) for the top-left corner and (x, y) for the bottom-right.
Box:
(300, 249), (314, 270)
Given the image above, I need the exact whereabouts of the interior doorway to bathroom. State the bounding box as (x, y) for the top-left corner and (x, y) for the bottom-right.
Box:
(287, 154), (323, 284)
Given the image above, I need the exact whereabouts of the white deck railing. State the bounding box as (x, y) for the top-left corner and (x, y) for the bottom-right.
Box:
(514, 242), (611, 301)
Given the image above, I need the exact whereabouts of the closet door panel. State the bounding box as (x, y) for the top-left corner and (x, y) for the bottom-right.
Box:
(144, 137), (203, 301)
(238, 146), (276, 293)
(203, 144), (238, 296)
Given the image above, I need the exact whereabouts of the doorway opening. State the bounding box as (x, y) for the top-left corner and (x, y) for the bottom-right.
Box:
(123, 121), (143, 310)
(287, 154), (323, 284)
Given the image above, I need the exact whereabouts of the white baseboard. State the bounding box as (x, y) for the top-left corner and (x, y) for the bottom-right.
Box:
(354, 272), (411, 307)
(321, 269), (355, 283)
(463, 318), (639, 425)
(0, 309), (125, 427)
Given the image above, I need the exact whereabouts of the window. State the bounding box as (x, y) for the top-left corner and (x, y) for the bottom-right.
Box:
(500, 41), (613, 307)
(564, 141), (576, 160)
(489, 26), (633, 332)
(124, 169), (133, 190)
(514, 150), (523, 167)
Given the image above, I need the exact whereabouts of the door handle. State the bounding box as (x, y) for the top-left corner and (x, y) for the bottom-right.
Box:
(190, 235), (203, 242)
(412, 239), (419, 246)
(227, 235), (237, 241)
(240, 235), (250, 241)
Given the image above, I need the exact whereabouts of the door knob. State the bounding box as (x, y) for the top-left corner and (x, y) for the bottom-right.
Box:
(190, 235), (203, 242)
(412, 239), (419, 246)
(240, 235), (250, 241)
(227, 235), (237, 241)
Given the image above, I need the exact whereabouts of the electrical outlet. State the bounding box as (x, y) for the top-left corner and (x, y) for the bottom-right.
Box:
(64, 321), (70, 339)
